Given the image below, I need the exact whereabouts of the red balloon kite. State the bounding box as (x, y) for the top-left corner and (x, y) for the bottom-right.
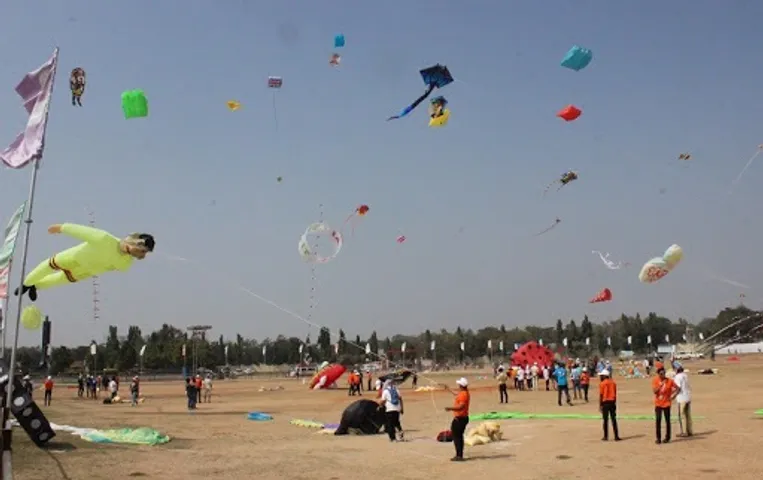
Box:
(557, 105), (582, 121)
(589, 287), (612, 303)
(510, 341), (555, 367)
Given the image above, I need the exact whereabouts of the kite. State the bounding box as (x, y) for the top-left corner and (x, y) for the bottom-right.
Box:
(560, 45), (593, 71)
(343, 205), (369, 235)
(557, 105), (582, 121)
(678, 153), (691, 161)
(227, 100), (241, 111)
(592, 251), (630, 270)
(334, 34), (345, 48)
(276, 176), (283, 183)
(396, 235), (406, 244)
(121, 90), (148, 119)
(387, 64), (453, 121)
(589, 288), (612, 304)
(335, 399), (386, 435)
(70, 67), (85, 107)
(14, 224), (155, 302)
(298, 222), (342, 264)
(267, 76), (283, 130)
(534, 218), (561, 236)
(309, 363), (346, 389)
(730, 144), (763, 193)
(329, 53), (341, 66)
(21, 305), (43, 330)
(511, 341), (555, 367)
(428, 96), (450, 128)
(638, 244), (683, 284)
(544, 171), (578, 195)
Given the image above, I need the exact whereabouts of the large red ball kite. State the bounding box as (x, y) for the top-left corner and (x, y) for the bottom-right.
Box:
(589, 287), (612, 303)
(557, 105), (582, 121)
(510, 341), (555, 367)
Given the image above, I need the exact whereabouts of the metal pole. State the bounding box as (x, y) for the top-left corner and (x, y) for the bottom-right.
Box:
(3, 48), (59, 480)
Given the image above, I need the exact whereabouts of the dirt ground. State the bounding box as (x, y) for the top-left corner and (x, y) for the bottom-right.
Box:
(12, 356), (763, 480)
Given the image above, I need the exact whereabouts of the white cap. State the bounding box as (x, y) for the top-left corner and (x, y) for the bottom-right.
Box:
(582, 367), (588, 372)
(456, 377), (468, 387)
(47, 376), (51, 380)
(600, 369), (610, 376)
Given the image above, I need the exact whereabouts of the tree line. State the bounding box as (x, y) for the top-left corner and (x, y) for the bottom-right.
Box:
(8, 305), (757, 375)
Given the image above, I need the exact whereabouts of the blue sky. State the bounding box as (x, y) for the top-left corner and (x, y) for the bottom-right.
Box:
(2, 1), (762, 347)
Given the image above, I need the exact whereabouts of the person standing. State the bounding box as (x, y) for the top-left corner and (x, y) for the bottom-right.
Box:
(195, 375), (203, 403)
(652, 367), (679, 444)
(130, 376), (140, 406)
(580, 367), (591, 402)
(22, 375), (34, 399)
(43, 376), (54, 406)
(77, 374), (85, 398)
(553, 363), (572, 406)
(203, 374), (213, 403)
(411, 372), (418, 389)
(109, 376), (118, 400)
(379, 380), (404, 442)
(445, 378), (471, 462)
(366, 370), (373, 392)
(185, 377), (197, 410)
(516, 365), (525, 391)
(598, 369), (621, 441)
(673, 366), (693, 437)
(542, 364), (550, 391)
(571, 363), (582, 400)
(496, 367), (509, 404)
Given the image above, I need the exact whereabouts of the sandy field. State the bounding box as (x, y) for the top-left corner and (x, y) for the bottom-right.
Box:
(12, 357), (763, 480)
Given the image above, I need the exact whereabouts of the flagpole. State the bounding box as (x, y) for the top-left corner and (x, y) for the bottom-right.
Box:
(3, 47), (59, 480)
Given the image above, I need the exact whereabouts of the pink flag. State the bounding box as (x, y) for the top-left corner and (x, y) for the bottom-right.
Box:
(0, 48), (59, 169)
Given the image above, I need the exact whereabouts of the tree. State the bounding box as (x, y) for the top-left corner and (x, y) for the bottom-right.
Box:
(555, 319), (564, 344)
(368, 331), (379, 358)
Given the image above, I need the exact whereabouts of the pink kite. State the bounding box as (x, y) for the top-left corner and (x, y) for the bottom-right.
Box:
(396, 235), (406, 244)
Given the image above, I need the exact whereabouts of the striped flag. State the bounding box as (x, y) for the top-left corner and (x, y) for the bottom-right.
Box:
(0, 203), (26, 300)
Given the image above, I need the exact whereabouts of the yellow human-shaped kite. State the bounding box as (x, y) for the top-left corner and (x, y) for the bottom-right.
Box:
(15, 223), (155, 302)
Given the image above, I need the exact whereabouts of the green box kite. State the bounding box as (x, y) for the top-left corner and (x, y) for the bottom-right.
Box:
(122, 89), (148, 119)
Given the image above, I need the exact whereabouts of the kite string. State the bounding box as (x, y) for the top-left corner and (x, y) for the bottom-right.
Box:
(306, 204), (324, 347)
(157, 252), (449, 412)
(730, 147), (762, 193)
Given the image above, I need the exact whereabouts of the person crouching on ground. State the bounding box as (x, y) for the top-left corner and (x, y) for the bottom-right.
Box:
(598, 369), (620, 441)
(379, 379), (404, 441)
(445, 377), (471, 462)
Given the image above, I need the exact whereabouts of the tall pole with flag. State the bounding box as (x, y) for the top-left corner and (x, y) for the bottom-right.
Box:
(0, 203), (26, 360)
(1, 47), (60, 480)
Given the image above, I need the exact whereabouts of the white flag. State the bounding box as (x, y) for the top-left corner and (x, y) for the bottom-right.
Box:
(539, 339), (543, 346)
(401, 342), (407, 353)
(562, 337), (568, 347)
(699, 332), (704, 340)
(647, 335), (652, 345)
(224, 345), (229, 356)
(627, 335), (632, 345)
(365, 343), (371, 354)
(585, 337), (590, 346)
(333, 343), (338, 354)
(499, 341), (504, 351)
(682, 334), (687, 341)
(514, 343), (519, 350)
(299, 344), (304, 354)
(262, 345), (267, 356)
(430, 341), (435, 351)
(46, 344), (52, 357)
(139, 345), (146, 357)
(460, 341), (465, 351)
(487, 339), (492, 349)
(181, 344), (186, 357)
(90, 343), (96, 356)
(665, 334), (670, 343)
(607, 337), (611, 346)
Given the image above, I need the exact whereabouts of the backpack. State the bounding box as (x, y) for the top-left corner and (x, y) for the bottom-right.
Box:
(387, 387), (400, 406)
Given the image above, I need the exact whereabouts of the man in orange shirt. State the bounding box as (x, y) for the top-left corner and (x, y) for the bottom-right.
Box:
(43, 376), (54, 406)
(580, 367), (591, 403)
(598, 369), (620, 441)
(445, 377), (470, 462)
(652, 367), (679, 444)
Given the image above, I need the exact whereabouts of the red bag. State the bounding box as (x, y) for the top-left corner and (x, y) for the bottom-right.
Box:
(436, 430), (453, 442)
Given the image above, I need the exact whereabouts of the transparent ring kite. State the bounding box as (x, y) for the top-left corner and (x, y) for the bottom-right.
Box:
(298, 222), (343, 264)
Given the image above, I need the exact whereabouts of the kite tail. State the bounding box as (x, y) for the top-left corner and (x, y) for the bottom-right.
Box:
(534, 221), (560, 237)
(730, 148), (762, 193)
(542, 181), (556, 196)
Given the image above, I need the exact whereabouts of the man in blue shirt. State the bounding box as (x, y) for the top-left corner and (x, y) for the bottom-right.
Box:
(553, 363), (572, 406)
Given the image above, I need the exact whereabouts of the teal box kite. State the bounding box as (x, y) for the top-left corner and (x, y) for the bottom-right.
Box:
(560, 45), (593, 71)
(122, 89), (148, 119)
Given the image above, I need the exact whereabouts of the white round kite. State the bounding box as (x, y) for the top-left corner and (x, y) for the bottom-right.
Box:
(298, 222), (343, 264)
(638, 244), (683, 284)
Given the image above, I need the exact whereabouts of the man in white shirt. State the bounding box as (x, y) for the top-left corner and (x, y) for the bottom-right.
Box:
(530, 362), (540, 391)
(379, 380), (404, 441)
(516, 366), (525, 391)
(108, 378), (118, 400)
(542, 365), (551, 390)
(203, 375), (213, 403)
(673, 366), (692, 437)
